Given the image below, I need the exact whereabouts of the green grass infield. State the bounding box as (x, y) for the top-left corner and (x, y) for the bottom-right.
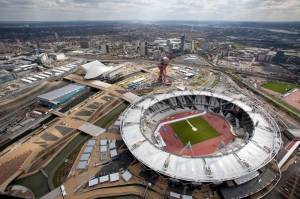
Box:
(169, 116), (219, 145)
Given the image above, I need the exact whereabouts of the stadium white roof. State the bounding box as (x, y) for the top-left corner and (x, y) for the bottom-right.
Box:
(120, 91), (281, 182)
(81, 60), (112, 79)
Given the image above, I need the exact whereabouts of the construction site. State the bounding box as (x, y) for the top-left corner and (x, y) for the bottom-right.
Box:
(0, 51), (299, 199)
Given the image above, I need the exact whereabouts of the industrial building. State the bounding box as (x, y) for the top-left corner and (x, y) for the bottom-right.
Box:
(37, 83), (87, 108)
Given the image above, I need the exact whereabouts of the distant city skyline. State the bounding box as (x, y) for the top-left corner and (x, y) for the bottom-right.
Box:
(0, 0), (300, 22)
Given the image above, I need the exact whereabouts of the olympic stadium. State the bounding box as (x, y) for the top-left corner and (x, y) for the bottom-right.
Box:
(120, 90), (282, 184)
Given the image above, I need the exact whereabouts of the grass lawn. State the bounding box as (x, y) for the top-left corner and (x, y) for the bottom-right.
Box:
(262, 81), (298, 94)
(53, 143), (82, 187)
(169, 116), (219, 145)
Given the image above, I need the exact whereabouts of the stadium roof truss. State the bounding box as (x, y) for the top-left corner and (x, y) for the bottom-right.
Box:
(120, 91), (281, 182)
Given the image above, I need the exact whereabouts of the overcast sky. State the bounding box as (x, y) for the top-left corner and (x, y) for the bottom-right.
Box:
(0, 0), (299, 22)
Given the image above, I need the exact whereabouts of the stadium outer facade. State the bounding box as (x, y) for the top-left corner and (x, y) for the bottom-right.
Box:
(120, 90), (281, 183)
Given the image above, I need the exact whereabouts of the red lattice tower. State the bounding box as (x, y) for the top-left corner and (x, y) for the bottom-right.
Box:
(158, 55), (170, 84)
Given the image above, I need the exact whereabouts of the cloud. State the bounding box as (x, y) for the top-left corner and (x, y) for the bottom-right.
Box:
(0, 0), (299, 21)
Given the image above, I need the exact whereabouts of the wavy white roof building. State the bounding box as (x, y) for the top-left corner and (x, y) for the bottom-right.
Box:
(81, 60), (112, 79)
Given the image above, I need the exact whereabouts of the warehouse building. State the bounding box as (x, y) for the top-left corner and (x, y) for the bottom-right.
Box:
(37, 84), (87, 108)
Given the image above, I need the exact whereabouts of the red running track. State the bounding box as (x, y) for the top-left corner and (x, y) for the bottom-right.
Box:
(159, 111), (235, 157)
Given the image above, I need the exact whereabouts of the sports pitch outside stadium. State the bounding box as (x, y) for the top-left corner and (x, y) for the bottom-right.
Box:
(169, 116), (219, 145)
(262, 81), (298, 94)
